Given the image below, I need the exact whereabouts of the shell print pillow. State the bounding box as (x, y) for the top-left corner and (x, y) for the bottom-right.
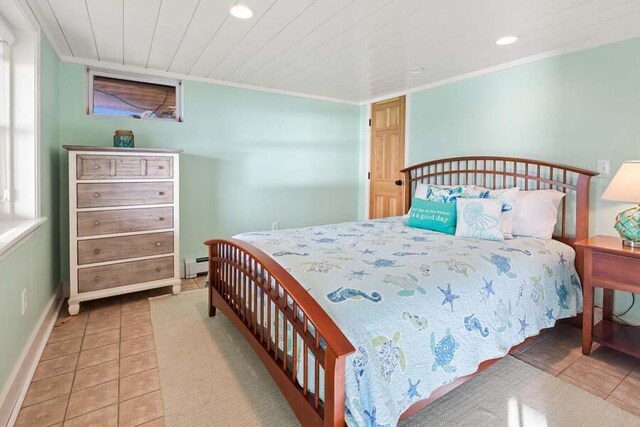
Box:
(455, 198), (505, 241)
(463, 186), (519, 239)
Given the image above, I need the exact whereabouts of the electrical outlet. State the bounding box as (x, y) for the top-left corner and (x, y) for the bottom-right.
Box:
(597, 160), (611, 177)
(21, 289), (28, 316)
(272, 222), (279, 231)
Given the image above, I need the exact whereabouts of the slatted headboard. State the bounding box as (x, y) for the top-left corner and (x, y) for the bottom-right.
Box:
(400, 156), (597, 246)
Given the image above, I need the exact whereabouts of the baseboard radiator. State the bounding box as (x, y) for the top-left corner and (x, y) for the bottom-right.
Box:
(184, 256), (209, 278)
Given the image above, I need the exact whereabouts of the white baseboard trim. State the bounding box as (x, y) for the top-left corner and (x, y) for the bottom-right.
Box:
(0, 284), (63, 427)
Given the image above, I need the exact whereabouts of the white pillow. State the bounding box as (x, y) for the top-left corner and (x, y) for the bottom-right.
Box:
(463, 186), (519, 239)
(414, 182), (430, 199)
(455, 198), (505, 241)
(512, 190), (565, 239)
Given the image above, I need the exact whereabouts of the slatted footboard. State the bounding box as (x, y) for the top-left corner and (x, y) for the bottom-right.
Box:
(205, 238), (355, 427)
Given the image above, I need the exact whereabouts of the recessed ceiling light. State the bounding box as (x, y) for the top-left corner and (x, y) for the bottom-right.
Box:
(408, 66), (425, 74)
(496, 36), (519, 46)
(230, 5), (253, 19)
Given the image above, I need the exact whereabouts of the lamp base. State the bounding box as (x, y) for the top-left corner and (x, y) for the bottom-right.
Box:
(614, 205), (640, 247)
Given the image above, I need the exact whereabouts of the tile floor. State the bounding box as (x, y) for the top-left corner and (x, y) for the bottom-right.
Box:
(15, 276), (206, 427)
(512, 321), (640, 416)
(15, 274), (640, 425)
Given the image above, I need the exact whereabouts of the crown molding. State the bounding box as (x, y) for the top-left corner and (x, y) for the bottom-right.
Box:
(58, 33), (633, 109)
(360, 49), (570, 105)
(59, 55), (360, 106)
(361, 33), (640, 105)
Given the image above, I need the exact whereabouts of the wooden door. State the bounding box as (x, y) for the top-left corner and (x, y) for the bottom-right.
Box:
(369, 96), (406, 218)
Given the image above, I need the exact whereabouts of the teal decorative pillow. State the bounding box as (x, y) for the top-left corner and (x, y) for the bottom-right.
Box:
(455, 198), (505, 241)
(408, 197), (457, 235)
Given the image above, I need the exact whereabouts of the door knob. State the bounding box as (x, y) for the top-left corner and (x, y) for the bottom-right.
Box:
(394, 180), (403, 186)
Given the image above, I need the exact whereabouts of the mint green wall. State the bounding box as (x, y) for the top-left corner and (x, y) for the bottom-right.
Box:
(0, 35), (60, 397)
(408, 36), (640, 322)
(58, 62), (360, 272)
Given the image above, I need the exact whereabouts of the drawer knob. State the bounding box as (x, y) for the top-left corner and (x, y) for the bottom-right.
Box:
(156, 166), (164, 170)
(155, 241), (162, 247)
(156, 217), (165, 221)
(93, 249), (101, 255)
(94, 165), (100, 170)
(93, 220), (100, 226)
(93, 193), (101, 198)
(155, 267), (162, 272)
(156, 191), (164, 196)
(94, 276), (101, 282)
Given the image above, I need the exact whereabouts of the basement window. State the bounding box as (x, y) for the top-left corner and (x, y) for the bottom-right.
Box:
(88, 70), (182, 121)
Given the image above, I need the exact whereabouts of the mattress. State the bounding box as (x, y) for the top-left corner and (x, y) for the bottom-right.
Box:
(234, 216), (583, 427)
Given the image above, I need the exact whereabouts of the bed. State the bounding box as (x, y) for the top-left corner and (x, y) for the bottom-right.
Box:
(205, 157), (597, 426)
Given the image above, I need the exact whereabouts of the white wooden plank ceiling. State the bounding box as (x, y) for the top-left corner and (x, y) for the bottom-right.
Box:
(26, 0), (640, 103)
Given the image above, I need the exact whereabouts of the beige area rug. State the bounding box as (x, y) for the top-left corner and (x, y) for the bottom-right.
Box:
(150, 290), (640, 427)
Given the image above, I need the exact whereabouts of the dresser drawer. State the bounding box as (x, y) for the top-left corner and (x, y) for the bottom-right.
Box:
(78, 256), (174, 293)
(77, 182), (173, 208)
(77, 155), (173, 180)
(77, 232), (174, 265)
(77, 207), (173, 237)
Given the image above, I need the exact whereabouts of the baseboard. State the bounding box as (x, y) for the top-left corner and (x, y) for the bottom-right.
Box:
(0, 284), (63, 427)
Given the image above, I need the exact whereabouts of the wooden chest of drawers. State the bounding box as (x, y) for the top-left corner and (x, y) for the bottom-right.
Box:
(64, 146), (182, 315)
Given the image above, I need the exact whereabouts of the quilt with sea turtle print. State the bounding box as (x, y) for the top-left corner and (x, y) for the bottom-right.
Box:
(234, 216), (583, 427)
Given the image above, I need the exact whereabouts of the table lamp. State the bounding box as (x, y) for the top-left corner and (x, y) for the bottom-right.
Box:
(601, 160), (640, 247)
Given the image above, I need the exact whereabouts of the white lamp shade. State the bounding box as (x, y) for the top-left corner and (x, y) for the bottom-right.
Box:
(602, 161), (640, 203)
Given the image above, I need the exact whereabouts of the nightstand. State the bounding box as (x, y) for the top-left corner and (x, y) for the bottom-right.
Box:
(575, 235), (640, 358)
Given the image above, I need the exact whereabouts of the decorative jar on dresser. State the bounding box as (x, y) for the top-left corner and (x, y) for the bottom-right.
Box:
(64, 145), (182, 315)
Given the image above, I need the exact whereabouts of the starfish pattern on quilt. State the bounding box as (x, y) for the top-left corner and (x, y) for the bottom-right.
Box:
(438, 283), (460, 312)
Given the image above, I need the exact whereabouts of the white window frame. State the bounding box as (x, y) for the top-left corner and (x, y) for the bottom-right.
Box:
(0, 40), (11, 206)
(86, 68), (183, 122)
(0, 8), (46, 259)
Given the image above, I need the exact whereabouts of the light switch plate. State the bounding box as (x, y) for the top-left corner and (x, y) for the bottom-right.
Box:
(597, 160), (611, 177)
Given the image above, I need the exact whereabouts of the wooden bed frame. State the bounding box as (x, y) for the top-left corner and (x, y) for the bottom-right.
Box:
(205, 156), (597, 427)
